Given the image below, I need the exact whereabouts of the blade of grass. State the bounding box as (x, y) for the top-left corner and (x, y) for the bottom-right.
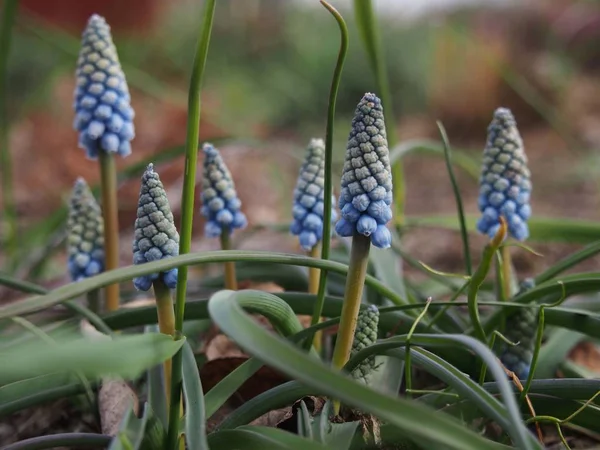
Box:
(437, 121), (471, 275)
(0, 0), (18, 267)
(181, 341), (208, 450)
(310, 0), (348, 349)
(0, 433), (111, 450)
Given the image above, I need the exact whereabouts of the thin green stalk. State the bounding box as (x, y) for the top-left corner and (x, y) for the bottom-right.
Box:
(353, 0), (402, 224)
(308, 245), (322, 352)
(310, 0), (348, 348)
(437, 121), (471, 275)
(468, 217), (507, 343)
(98, 151), (120, 311)
(153, 279), (176, 406)
(220, 232), (237, 290)
(86, 290), (100, 314)
(168, 0), (216, 448)
(0, 0), (18, 266)
(405, 299), (432, 397)
(331, 233), (370, 414)
(500, 246), (513, 301)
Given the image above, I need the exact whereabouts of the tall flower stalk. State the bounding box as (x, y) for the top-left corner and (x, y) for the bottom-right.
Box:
(290, 138), (337, 349)
(477, 107), (534, 378)
(73, 15), (136, 311)
(66, 178), (105, 311)
(200, 143), (247, 290)
(332, 93), (393, 413)
(132, 164), (179, 403)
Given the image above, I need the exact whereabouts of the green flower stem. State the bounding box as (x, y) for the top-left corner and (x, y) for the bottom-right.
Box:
(220, 231), (237, 291)
(98, 151), (120, 311)
(310, 0), (348, 349)
(0, 0), (18, 267)
(308, 245), (322, 352)
(353, 0), (402, 224)
(468, 217), (507, 343)
(331, 233), (371, 414)
(153, 278), (176, 406)
(86, 290), (100, 314)
(168, 0), (216, 448)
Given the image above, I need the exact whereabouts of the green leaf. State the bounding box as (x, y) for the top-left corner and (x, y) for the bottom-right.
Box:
(535, 328), (586, 379)
(145, 325), (168, 429)
(405, 215), (600, 244)
(182, 341), (208, 450)
(207, 429), (290, 449)
(109, 403), (164, 450)
(237, 426), (330, 449)
(207, 289), (513, 450)
(0, 332), (184, 384)
(0, 250), (407, 319)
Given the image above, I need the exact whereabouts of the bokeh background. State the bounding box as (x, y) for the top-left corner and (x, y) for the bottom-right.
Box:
(3, 0), (600, 285)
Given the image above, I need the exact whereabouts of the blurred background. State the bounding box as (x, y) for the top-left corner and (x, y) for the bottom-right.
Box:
(3, 0), (600, 284)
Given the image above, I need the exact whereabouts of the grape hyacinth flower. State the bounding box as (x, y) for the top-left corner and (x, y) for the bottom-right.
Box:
(200, 143), (247, 238)
(335, 93), (393, 249)
(290, 138), (337, 251)
(132, 164), (180, 291)
(477, 108), (531, 241)
(499, 279), (537, 379)
(73, 14), (135, 159)
(350, 305), (380, 384)
(67, 178), (104, 281)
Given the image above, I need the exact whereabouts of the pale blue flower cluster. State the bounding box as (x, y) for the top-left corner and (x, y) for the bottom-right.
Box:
(67, 178), (105, 281)
(351, 304), (380, 384)
(73, 14), (135, 159)
(290, 138), (337, 251)
(335, 93), (393, 249)
(477, 108), (531, 241)
(132, 164), (179, 291)
(200, 143), (247, 238)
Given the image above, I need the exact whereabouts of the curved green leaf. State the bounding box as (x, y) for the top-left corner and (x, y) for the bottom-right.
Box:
(182, 341), (208, 450)
(207, 289), (511, 450)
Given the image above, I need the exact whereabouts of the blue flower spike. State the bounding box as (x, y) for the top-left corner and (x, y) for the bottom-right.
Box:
(351, 304), (380, 384)
(132, 164), (180, 291)
(67, 178), (105, 281)
(200, 143), (247, 238)
(335, 93), (393, 249)
(477, 108), (531, 241)
(290, 138), (337, 251)
(73, 14), (135, 159)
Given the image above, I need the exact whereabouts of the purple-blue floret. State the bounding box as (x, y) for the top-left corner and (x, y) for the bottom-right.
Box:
(477, 108), (531, 241)
(73, 14), (135, 159)
(132, 164), (179, 291)
(335, 93), (393, 249)
(200, 143), (247, 238)
(290, 138), (337, 251)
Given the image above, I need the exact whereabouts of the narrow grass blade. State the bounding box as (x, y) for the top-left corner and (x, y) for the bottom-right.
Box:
(181, 341), (208, 450)
(1, 433), (111, 450)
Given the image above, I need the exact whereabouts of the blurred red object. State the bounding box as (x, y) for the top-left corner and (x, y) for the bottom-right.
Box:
(19, 0), (168, 34)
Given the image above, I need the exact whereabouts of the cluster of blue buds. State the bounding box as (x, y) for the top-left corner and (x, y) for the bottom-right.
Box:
(351, 304), (380, 384)
(67, 178), (105, 281)
(73, 14), (135, 159)
(335, 93), (393, 249)
(290, 138), (337, 251)
(200, 143), (247, 238)
(477, 108), (531, 241)
(498, 278), (537, 379)
(132, 164), (180, 291)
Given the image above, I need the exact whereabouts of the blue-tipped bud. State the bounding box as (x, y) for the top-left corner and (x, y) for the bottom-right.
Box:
(290, 138), (337, 251)
(200, 143), (247, 238)
(477, 108), (531, 241)
(351, 304), (380, 384)
(73, 15), (135, 159)
(336, 93), (393, 249)
(67, 178), (105, 281)
(498, 278), (537, 379)
(132, 164), (179, 291)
